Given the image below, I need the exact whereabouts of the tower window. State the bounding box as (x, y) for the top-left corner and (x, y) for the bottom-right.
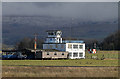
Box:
(48, 33), (54, 35)
(49, 38), (52, 41)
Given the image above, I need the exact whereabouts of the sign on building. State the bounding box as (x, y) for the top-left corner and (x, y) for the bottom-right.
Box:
(88, 49), (96, 54)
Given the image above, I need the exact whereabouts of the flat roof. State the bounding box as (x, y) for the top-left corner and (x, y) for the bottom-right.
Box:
(41, 49), (61, 52)
(63, 40), (84, 43)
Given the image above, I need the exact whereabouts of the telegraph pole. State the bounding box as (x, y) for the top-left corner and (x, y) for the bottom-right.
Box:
(94, 43), (96, 49)
(70, 18), (74, 40)
(34, 33), (38, 59)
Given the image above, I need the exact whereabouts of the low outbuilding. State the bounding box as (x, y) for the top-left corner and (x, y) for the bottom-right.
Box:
(36, 49), (68, 59)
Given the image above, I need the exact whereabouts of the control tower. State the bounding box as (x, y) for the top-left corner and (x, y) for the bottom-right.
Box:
(43, 30), (85, 59)
(45, 30), (62, 43)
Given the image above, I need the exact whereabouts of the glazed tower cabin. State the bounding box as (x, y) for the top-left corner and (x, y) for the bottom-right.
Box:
(43, 30), (85, 59)
(45, 30), (62, 43)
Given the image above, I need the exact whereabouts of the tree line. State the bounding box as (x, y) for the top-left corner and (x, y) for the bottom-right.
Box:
(100, 30), (119, 50)
(3, 30), (119, 50)
(14, 37), (44, 50)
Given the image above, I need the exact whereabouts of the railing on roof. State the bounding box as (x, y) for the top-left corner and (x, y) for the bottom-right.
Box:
(45, 40), (84, 43)
(62, 40), (84, 43)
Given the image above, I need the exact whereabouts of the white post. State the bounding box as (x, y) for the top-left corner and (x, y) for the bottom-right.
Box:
(71, 52), (73, 59)
(60, 38), (62, 43)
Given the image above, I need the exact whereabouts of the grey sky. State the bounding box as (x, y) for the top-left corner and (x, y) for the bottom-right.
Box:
(2, 2), (118, 22)
(2, 0), (120, 2)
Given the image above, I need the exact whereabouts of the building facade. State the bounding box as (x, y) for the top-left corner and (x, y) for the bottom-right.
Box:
(43, 30), (85, 59)
(36, 50), (68, 59)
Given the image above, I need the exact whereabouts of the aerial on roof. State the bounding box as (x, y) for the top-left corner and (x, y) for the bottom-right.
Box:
(46, 30), (61, 32)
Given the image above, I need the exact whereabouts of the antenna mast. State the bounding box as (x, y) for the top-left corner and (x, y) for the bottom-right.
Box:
(34, 33), (38, 59)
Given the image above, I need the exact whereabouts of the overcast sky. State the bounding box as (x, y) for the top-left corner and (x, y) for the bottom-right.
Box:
(2, 0), (120, 2)
(2, 2), (118, 22)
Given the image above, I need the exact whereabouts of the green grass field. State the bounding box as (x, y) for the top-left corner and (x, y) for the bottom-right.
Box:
(85, 50), (118, 59)
(2, 51), (119, 66)
(2, 59), (118, 66)
(2, 51), (119, 77)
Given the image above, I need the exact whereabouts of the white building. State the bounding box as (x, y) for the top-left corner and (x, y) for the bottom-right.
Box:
(43, 30), (85, 59)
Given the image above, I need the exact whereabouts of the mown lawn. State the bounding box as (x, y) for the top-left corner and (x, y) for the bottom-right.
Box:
(1, 51), (119, 66)
(85, 50), (118, 59)
(2, 51), (119, 77)
(2, 59), (118, 66)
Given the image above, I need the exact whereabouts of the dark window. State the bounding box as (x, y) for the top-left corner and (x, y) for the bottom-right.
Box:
(62, 53), (64, 55)
(73, 45), (78, 49)
(69, 52), (72, 57)
(48, 33), (54, 35)
(79, 45), (83, 49)
(49, 45), (53, 49)
(56, 44), (58, 48)
(73, 52), (78, 57)
(54, 52), (57, 55)
(47, 52), (49, 55)
(61, 44), (64, 48)
(68, 44), (72, 49)
(79, 53), (83, 57)
(49, 38), (52, 41)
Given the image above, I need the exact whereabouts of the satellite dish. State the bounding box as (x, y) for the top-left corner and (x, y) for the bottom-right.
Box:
(57, 31), (62, 35)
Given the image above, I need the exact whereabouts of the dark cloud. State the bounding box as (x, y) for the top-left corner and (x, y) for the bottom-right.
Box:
(2, 2), (118, 21)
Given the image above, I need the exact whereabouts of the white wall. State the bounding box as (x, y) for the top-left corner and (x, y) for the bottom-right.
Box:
(66, 43), (85, 59)
(43, 43), (85, 59)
